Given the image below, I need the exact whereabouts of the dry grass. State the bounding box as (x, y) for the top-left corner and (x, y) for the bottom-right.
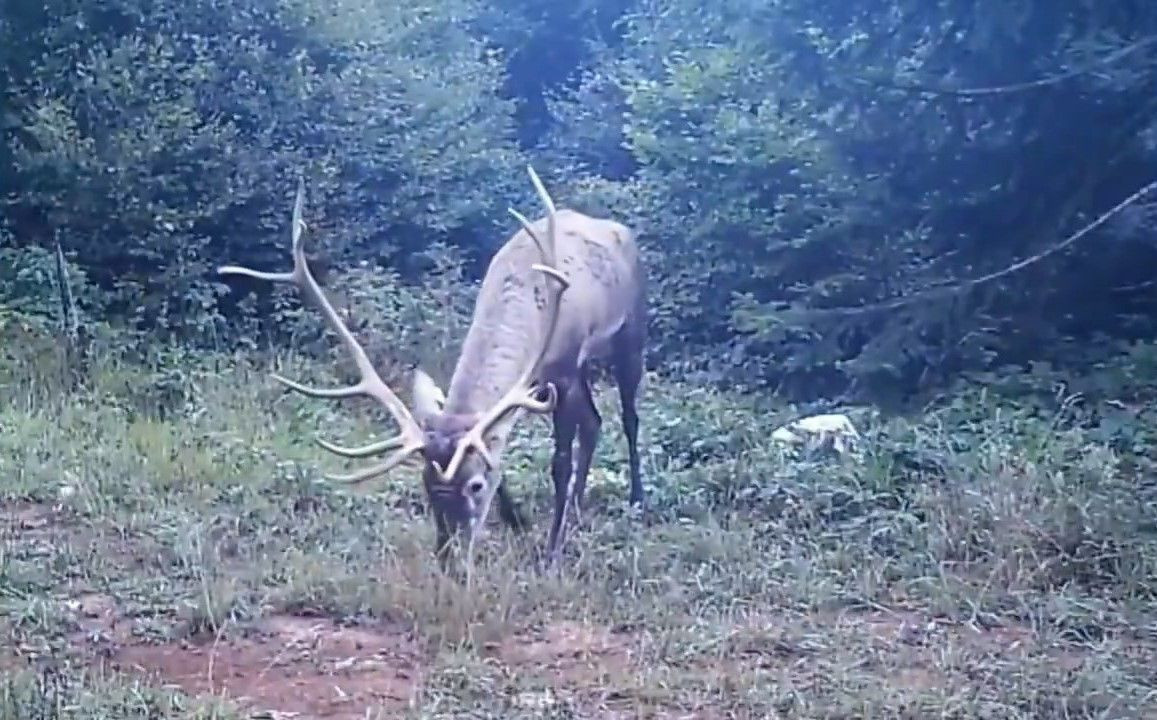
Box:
(1, 343), (1156, 718)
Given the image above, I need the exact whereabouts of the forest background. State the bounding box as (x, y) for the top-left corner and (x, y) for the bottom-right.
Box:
(3, 0), (1155, 409)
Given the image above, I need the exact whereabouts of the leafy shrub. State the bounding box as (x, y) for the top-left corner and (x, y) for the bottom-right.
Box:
(4, 0), (527, 339)
(266, 241), (477, 390)
(543, 0), (1157, 401)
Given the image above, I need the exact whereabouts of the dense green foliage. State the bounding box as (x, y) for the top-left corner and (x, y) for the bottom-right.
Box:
(3, 0), (1156, 402)
(543, 1), (1157, 399)
(3, 0), (524, 338)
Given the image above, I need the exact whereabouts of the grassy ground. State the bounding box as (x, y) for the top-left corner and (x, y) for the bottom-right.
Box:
(2, 340), (1156, 719)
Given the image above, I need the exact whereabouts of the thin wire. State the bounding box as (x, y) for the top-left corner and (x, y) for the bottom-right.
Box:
(784, 178), (1157, 319)
(857, 36), (1157, 98)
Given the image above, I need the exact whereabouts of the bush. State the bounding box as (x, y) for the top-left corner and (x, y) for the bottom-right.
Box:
(3, 0), (527, 339)
(543, 0), (1157, 401)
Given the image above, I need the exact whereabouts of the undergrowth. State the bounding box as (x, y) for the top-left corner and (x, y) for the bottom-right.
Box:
(1, 328), (1155, 718)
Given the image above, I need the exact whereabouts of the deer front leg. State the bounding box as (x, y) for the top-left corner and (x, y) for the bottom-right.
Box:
(544, 397), (578, 570)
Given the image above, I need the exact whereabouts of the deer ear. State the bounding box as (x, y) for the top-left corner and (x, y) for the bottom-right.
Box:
(411, 368), (446, 422)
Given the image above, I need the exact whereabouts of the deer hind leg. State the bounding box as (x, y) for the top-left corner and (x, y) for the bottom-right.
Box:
(611, 326), (645, 508)
(569, 366), (603, 525)
(544, 384), (579, 569)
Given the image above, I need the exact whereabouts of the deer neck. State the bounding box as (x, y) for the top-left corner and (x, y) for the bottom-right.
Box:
(443, 268), (544, 426)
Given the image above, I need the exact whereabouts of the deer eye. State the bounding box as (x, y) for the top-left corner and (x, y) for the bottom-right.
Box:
(465, 477), (487, 495)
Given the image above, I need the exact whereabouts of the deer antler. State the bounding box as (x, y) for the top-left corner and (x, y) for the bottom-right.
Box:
(218, 177), (427, 484)
(434, 165), (571, 483)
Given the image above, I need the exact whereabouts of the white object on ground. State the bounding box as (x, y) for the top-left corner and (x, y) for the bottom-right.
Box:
(771, 413), (861, 456)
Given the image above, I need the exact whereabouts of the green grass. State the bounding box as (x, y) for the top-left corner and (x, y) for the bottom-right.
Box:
(1, 340), (1156, 719)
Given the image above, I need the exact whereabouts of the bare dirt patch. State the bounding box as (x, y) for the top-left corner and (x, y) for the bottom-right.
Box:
(107, 617), (645, 718)
(110, 615), (426, 719)
(494, 619), (637, 682)
(0, 498), (62, 533)
(99, 605), (1112, 718)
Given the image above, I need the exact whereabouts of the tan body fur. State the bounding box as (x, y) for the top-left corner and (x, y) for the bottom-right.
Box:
(445, 209), (643, 434)
(420, 208), (647, 566)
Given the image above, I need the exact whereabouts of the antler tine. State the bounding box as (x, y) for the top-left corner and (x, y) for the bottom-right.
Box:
(320, 444), (425, 485)
(435, 165), (571, 482)
(218, 177), (427, 477)
(316, 435), (407, 458)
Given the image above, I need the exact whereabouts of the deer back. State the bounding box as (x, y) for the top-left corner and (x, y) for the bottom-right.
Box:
(444, 208), (642, 416)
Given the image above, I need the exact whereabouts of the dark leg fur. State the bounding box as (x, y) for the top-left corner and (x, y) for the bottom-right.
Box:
(544, 389), (578, 568)
(570, 368), (602, 520)
(611, 327), (645, 507)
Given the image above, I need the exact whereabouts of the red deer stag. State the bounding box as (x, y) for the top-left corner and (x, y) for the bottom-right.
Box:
(218, 167), (646, 569)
